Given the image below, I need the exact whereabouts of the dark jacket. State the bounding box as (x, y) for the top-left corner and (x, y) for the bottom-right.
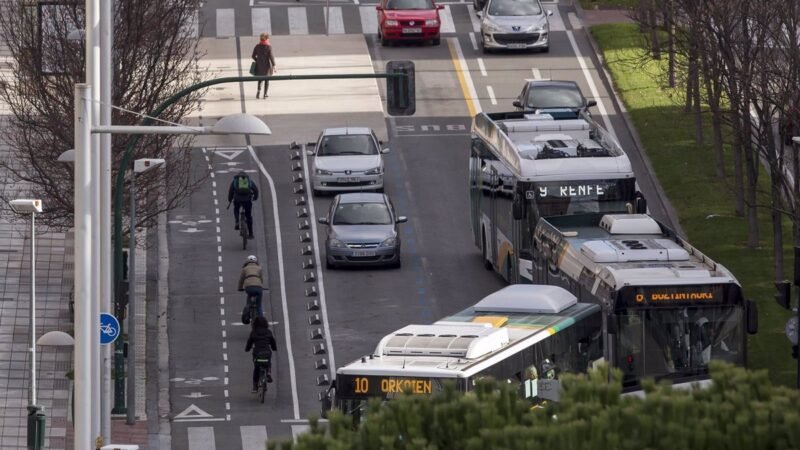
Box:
(228, 175), (259, 203)
(252, 43), (276, 76)
(245, 327), (278, 358)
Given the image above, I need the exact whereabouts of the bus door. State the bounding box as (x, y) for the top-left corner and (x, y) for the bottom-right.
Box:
(489, 165), (499, 267)
(469, 140), (482, 247)
(509, 191), (522, 283)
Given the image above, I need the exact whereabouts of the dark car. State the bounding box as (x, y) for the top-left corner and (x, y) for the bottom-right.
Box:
(318, 193), (407, 269)
(513, 80), (597, 117)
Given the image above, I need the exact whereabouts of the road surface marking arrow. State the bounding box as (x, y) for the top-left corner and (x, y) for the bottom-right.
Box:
(174, 404), (225, 422)
(183, 392), (211, 399)
(214, 150), (244, 160)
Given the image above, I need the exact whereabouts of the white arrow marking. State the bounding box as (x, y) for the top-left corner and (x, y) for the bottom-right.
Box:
(179, 228), (203, 233)
(214, 150), (244, 160)
(174, 403), (213, 420)
(183, 392), (211, 399)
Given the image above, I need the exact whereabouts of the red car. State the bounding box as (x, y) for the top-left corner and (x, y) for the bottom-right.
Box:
(377, 0), (443, 46)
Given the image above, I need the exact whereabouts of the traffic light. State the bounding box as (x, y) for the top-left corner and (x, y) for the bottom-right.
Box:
(386, 61), (415, 116)
(775, 280), (791, 310)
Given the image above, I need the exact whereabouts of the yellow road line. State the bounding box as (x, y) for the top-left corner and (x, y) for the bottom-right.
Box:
(447, 37), (480, 117)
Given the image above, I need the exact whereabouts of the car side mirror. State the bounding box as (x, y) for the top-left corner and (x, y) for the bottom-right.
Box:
(587, 99), (597, 108)
(437, 4), (444, 9)
(376, 5), (383, 10)
(381, 148), (390, 154)
(476, 10), (482, 18)
(396, 216), (408, 223)
(306, 150), (315, 156)
(318, 217), (329, 225)
(746, 299), (759, 335)
(547, 9), (553, 16)
(634, 194), (647, 214)
(512, 99), (522, 108)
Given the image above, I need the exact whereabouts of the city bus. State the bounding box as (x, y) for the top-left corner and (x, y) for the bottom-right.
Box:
(469, 110), (645, 284)
(532, 212), (759, 390)
(322, 284), (603, 418)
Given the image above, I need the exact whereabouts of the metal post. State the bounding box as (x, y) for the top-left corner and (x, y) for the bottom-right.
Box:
(126, 174), (136, 424)
(73, 82), (93, 450)
(100, 0), (114, 439)
(30, 211), (36, 406)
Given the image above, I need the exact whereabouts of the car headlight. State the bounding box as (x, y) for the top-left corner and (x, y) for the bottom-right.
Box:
(364, 167), (383, 175)
(385, 20), (399, 26)
(315, 168), (332, 175)
(425, 19), (439, 26)
(329, 239), (348, 249)
(380, 237), (398, 248)
(482, 20), (502, 33)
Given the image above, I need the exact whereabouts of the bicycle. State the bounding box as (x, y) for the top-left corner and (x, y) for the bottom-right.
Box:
(239, 207), (249, 250)
(246, 290), (262, 328)
(254, 357), (270, 403)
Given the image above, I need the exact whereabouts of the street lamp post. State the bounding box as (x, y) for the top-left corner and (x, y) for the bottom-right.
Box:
(125, 158), (165, 425)
(10, 199), (44, 450)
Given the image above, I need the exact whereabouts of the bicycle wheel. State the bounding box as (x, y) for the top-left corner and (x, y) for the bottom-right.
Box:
(250, 302), (258, 328)
(259, 369), (267, 403)
(240, 212), (248, 250)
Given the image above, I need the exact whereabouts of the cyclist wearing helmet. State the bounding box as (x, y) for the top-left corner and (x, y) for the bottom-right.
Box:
(238, 255), (265, 316)
(228, 170), (259, 238)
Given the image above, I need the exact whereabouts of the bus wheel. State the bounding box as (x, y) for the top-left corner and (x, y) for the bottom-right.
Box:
(505, 257), (513, 282)
(482, 233), (493, 271)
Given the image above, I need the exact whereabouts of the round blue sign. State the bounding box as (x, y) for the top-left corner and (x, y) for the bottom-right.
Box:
(100, 313), (120, 345)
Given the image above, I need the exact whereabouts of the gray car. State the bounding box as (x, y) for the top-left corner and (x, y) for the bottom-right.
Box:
(479, 0), (552, 53)
(318, 193), (407, 269)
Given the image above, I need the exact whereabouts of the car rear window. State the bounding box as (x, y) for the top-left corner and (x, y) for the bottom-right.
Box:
(526, 86), (584, 109)
(333, 203), (392, 225)
(318, 135), (378, 156)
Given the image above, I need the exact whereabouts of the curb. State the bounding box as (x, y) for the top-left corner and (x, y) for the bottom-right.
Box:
(572, 3), (686, 238)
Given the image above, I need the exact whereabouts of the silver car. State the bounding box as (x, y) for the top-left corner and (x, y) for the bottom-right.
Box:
(318, 193), (407, 269)
(480, 0), (552, 53)
(307, 127), (389, 195)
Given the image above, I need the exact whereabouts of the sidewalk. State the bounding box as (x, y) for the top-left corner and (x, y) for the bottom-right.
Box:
(580, 7), (635, 26)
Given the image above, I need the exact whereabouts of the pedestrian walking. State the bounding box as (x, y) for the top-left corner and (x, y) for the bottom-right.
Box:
(252, 33), (277, 99)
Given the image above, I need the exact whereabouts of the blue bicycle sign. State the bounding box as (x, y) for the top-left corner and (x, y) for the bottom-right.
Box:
(100, 313), (120, 345)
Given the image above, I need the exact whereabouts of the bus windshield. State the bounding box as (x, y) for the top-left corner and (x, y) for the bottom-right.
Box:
(615, 306), (743, 387)
(528, 178), (636, 218)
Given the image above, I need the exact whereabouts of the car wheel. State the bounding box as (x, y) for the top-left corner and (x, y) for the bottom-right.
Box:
(432, 37), (441, 46)
(393, 258), (402, 269)
(505, 256), (513, 282)
(326, 258), (336, 270)
(381, 33), (390, 47)
(312, 189), (321, 196)
(540, 45), (549, 53)
(482, 232), (493, 270)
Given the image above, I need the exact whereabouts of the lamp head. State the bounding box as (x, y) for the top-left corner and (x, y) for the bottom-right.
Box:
(10, 199), (43, 214)
(211, 113), (271, 135)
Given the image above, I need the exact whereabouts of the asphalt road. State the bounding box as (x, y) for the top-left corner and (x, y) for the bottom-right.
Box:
(166, 1), (680, 448)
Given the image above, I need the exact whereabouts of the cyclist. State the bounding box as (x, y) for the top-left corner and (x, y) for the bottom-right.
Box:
(245, 316), (278, 392)
(238, 255), (265, 317)
(228, 170), (259, 239)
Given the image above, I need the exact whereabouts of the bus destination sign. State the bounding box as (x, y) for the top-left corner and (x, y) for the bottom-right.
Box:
(526, 184), (607, 199)
(619, 285), (728, 308)
(337, 375), (443, 398)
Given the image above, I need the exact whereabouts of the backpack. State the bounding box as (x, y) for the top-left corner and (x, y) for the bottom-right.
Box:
(236, 175), (252, 196)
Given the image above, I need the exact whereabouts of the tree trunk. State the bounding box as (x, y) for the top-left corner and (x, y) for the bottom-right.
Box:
(701, 56), (725, 179)
(665, 1), (675, 87)
(649, 0), (661, 60)
(692, 63), (704, 146)
(741, 106), (760, 249)
(730, 95), (746, 216)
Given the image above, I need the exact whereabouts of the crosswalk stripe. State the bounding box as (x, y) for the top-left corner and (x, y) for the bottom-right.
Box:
(188, 427), (215, 450)
(323, 7), (346, 34)
(216, 8), (236, 37)
(252, 8), (272, 35)
(288, 7), (309, 35)
(240, 425), (268, 449)
(440, 5), (456, 33)
(359, 6), (378, 35)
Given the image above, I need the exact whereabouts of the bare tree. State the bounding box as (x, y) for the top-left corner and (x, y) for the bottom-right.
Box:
(0, 0), (207, 234)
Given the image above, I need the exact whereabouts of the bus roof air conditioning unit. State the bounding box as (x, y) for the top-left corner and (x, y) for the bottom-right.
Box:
(377, 324), (510, 359)
(474, 285), (577, 314)
(599, 214), (662, 235)
(581, 239), (690, 263)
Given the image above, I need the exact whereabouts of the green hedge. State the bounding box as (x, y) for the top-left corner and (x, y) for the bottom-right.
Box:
(282, 363), (800, 450)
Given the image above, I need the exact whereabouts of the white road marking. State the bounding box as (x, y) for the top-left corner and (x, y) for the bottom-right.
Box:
(224, 389), (229, 397)
(301, 146), (338, 381)
(324, 7), (346, 34)
(241, 426), (268, 449)
(532, 68), (541, 79)
(218, 276), (223, 283)
(565, 30), (617, 140)
(288, 7), (309, 35)
(212, 181), (216, 188)
(248, 145), (300, 419)
(449, 37), (482, 113)
(252, 8), (272, 35)
(359, 6), (378, 34)
(548, 7), (565, 32)
(187, 427), (216, 449)
(223, 353), (227, 361)
(222, 341), (227, 349)
(222, 330), (226, 338)
(468, 32), (478, 51)
(177, 404), (215, 421)
(292, 425), (311, 441)
(440, 6), (456, 33)
(216, 9), (235, 37)
(477, 58), (487, 76)
(469, 4), (481, 32)
(220, 308), (225, 316)
(567, 12), (582, 30)
(217, 245), (222, 253)
(487, 85), (497, 105)
(224, 365), (228, 373)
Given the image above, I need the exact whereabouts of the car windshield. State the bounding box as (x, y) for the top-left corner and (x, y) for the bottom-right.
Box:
(488, 0), (542, 16)
(526, 86), (584, 109)
(385, 0), (434, 10)
(333, 202), (393, 225)
(318, 134), (378, 156)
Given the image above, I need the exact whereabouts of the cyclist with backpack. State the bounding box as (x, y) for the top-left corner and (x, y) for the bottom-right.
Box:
(228, 171), (259, 239)
(245, 316), (278, 392)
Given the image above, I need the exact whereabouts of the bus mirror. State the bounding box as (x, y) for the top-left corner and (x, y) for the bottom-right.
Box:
(746, 299), (759, 335)
(634, 195), (647, 214)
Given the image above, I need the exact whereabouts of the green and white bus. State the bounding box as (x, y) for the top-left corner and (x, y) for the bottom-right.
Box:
(469, 110), (645, 284)
(323, 285), (603, 418)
